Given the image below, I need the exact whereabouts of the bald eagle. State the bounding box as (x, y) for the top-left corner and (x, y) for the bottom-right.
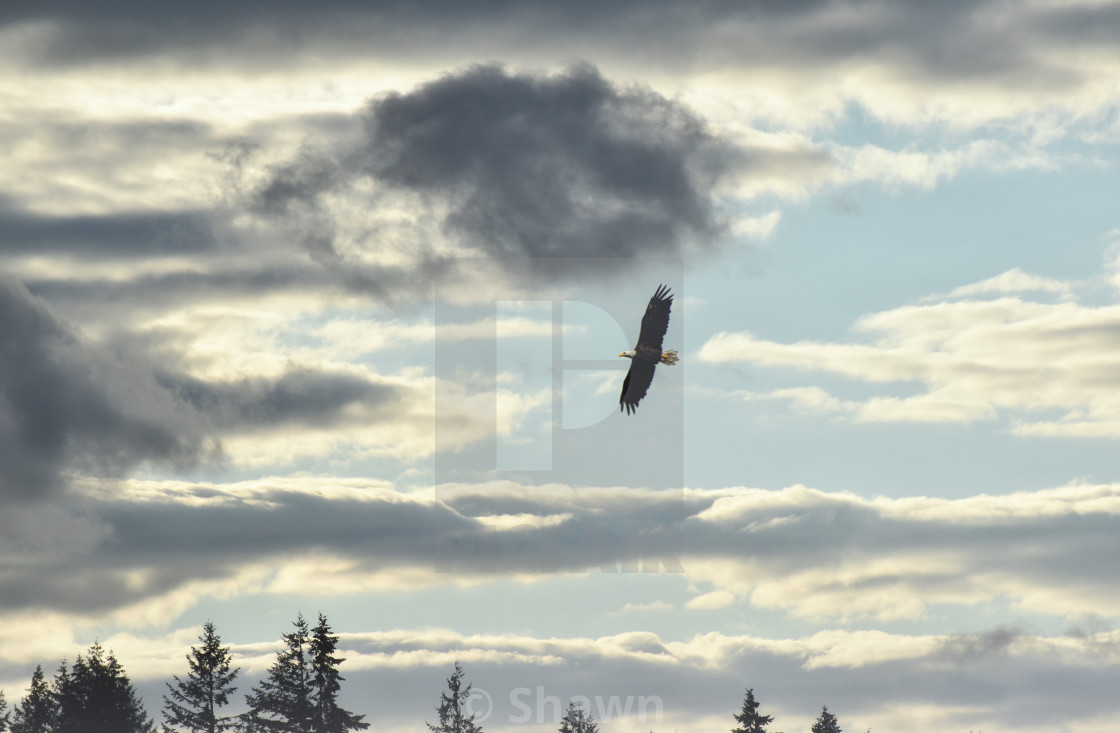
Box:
(619, 284), (679, 415)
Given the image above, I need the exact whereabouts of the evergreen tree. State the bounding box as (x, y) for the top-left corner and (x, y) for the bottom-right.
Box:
(558, 701), (598, 733)
(11, 665), (58, 733)
(55, 642), (155, 733)
(163, 621), (242, 733)
(50, 662), (72, 730)
(731, 688), (773, 733)
(1, 689), (9, 732)
(308, 614), (368, 733)
(810, 705), (841, 733)
(426, 663), (483, 733)
(244, 614), (314, 733)
(54, 657), (83, 733)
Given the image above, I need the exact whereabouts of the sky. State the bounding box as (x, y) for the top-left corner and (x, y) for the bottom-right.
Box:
(2, 1), (1120, 732)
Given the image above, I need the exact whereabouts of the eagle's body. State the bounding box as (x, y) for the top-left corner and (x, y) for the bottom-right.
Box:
(619, 284), (678, 415)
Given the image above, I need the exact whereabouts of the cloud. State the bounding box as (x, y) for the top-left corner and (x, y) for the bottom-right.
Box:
(685, 482), (1120, 621)
(939, 267), (1074, 300)
(0, 270), (487, 493)
(9, 1), (1120, 137)
(684, 590), (734, 610)
(0, 476), (465, 615)
(6, 476), (1120, 627)
(5, 477), (1120, 729)
(698, 271), (1120, 432)
(0, 205), (216, 258)
(252, 64), (739, 280)
(156, 368), (402, 429)
(363, 65), (733, 261)
(0, 275), (218, 499)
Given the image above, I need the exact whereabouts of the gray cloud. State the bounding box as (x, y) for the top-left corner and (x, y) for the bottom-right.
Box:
(6, 479), (1120, 730)
(0, 276), (216, 500)
(7, 479), (1120, 623)
(256, 64), (738, 279)
(0, 483), (469, 614)
(0, 274), (416, 500)
(0, 205), (216, 257)
(23, 258), (448, 315)
(9, 0), (1115, 106)
(360, 65), (732, 262)
(0, 2), (823, 65)
(938, 625), (1023, 662)
(156, 368), (403, 429)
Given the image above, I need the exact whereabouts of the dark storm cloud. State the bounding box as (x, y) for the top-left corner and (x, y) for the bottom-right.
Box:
(0, 206), (216, 257)
(1027, 0), (1120, 46)
(0, 275), (214, 500)
(938, 625), (1023, 661)
(25, 266), (323, 308)
(0, 1), (822, 65)
(156, 368), (402, 429)
(8, 0), (1112, 100)
(256, 64), (739, 278)
(363, 65), (733, 262)
(24, 257), (447, 313)
(0, 274), (415, 500)
(0, 484), (472, 614)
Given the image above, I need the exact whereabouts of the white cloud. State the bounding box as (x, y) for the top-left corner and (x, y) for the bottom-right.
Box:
(730, 210), (782, 240)
(699, 274), (1120, 431)
(942, 267), (1075, 300)
(684, 590), (734, 610)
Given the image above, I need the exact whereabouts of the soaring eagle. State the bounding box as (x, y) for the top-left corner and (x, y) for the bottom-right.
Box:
(619, 284), (679, 415)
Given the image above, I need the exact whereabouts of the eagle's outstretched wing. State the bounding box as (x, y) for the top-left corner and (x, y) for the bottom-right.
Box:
(619, 359), (656, 415)
(636, 284), (673, 351)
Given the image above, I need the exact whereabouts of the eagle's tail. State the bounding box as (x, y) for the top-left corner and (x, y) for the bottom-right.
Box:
(660, 349), (679, 365)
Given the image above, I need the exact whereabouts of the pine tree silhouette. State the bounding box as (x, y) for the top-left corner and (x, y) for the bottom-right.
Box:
(54, 642), (154, 733)
(163, 621), (241, 733)
(731, 688), (773, 733)
(426, 663), (483, 733)
(810, 705), (841, 733)
(308, 613), (368, 733)
(11, 665), (57, 733)
(244, 614), (315, 733)
(558, 700), (598, 733)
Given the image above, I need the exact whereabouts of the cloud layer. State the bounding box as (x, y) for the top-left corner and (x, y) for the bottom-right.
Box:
(699, 268), (1120, 434)
(254, 64), (739, 279)
(0, 276), (216, 499)
(5, 477), (1119, 625)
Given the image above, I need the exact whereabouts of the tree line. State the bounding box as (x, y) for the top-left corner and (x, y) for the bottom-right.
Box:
(0, 615), (846, 733)
(421, 666), (845, 733)
(0, 613), (367, 733)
